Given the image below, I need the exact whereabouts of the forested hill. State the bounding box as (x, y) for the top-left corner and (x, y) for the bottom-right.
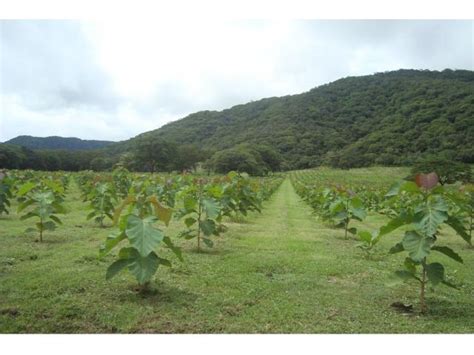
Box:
(122, 69), (473, 169)
(4, 135), (114, 151)
(1, 69), (473, 172)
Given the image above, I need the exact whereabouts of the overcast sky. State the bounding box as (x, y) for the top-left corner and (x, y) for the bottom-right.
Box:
(0, 20), (473, 142)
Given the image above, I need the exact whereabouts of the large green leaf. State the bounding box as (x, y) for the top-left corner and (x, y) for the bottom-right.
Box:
(402, 231), (433, 262)
(163, 237), (183, 261)
(163, 236), (183, 261)
(431, 245), (463, 263)
(358, 230), (372, 243)
(389, 242), (404, 254)
(42, 221), (56, 231)
(426, 262), (445, 286)
(106, 258), (131, 280)
(349, 197), (366, 221)
(202, 238), (214, 248)
(379, 213), (413, 237)
(20, 211), (38, 221)
(414, 196), (448, 236)
(329, 200), (345, 214)
(385, 181), (420, 197)
(49, 215), (62, 225)
(404, 257), (418, 275)
(202, 198), (220, 219)
(445, 215), (471, 245)
(127, 249), (160, 285)
(184, 217), (196, 227)
(17, 199), (35, 213)
(126, 215), (164, 257)
(395, 270), (420, 282)
(200, 219), (216, 236)
(17, 182), (36, 196)
(100, 231), (126, 257)
(183, 195), (197, 212)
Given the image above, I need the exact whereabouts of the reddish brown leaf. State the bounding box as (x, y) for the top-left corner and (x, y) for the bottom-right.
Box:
(415, 172), (439, 189)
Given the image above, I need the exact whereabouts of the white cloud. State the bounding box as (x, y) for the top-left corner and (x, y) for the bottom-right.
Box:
(1, 20), (473, 142)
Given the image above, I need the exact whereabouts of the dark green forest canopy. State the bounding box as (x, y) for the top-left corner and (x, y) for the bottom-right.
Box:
(1, 69), (473, 171)
(4, 135), (114, 151)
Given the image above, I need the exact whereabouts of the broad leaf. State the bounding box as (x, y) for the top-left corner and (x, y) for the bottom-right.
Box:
(42, 221), (56, 231)
(17, 182), (36, 196)
(426, 262), (445, 286)
(402, 231), (433, 262)
(100, 231), (126, 257)
(385, 181), (420, 197)
(404, 257), (418, 275)
(431, 245), (463, 263)
(158, 257), (172, 267)
(184, 217), (197, 227)
(445, 215), (471, 245)
(389, 242), (405, 254)
(200, 219), (216, 236)
(126, 215), (164, 257)
(202, 238), (214, 248)
(163, 236), (183, 261)
(395, 270), (420, 282)
(49, 215), (62, 225)
(414, 196), (448, 236)
(127, 249), (160, 285)
(106, 258), (131, 280)
(441, 280), (459, 289)
(379, 214), (413, 237)
(348, 227), (357, 235)
(415, 172), (439, 190)
(202, 198), (220, 219)
(358, 230), (372, 243)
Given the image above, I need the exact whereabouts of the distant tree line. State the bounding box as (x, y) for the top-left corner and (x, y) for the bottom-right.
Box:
(0, 137), (284, 176)
(0, 140), (211, 173)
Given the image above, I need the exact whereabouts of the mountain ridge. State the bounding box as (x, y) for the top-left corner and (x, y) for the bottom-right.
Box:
(4, 135), (114, 151)
(2, 68), (473, 171)
(115, 68), (473, 168)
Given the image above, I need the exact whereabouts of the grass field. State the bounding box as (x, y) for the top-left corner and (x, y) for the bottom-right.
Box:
(1, 167), (473, 333)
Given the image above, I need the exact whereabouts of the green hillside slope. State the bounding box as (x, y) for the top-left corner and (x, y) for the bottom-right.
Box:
(122, 69), (473, 169)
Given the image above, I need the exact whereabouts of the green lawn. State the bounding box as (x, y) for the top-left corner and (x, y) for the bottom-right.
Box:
(1, 169), (473, 333)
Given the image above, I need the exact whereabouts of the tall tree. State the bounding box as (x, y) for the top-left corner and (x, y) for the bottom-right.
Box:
(133, 135), (177, 173)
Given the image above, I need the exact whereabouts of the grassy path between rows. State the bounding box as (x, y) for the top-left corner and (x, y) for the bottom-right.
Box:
(1, 178), (473, 333)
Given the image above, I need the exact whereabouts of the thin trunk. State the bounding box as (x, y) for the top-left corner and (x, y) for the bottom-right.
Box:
(344, 219), (349, 239)
(197, 182), (203, 252)
(420, 260), (427, 314)
(39, 216), (43, 242)
(344, 199), (350, 240)
(469, 213), (472, 240)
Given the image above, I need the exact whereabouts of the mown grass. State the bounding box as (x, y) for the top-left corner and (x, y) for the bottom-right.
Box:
(1, 167), (473, 333)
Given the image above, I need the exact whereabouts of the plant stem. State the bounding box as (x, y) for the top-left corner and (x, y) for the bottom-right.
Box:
(39, 217), (43, 242)
(344, 219), (349, 239)
(197, 182), (203, 252)
(420, 259), (427, 314)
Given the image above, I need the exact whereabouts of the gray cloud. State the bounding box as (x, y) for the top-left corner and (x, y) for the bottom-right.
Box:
(1, 20), (120, 112)
(0, 20), (472, 142)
